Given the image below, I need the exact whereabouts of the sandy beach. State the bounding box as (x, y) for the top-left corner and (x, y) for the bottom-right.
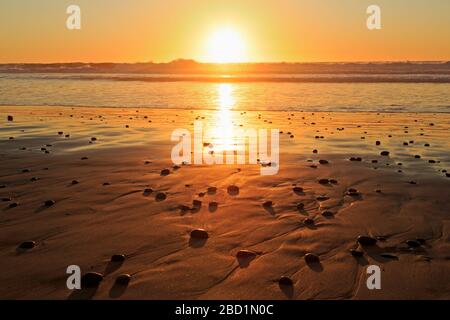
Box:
(0, 106), (449, 300)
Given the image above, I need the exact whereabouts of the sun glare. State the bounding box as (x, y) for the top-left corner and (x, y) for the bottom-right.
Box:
(205, 27), (247, 63)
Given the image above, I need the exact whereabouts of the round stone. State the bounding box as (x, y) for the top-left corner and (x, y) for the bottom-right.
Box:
(81, 272), (103, 288)
(190, 229), (208, 239)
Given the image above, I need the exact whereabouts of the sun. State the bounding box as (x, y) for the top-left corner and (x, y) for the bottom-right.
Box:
(205, 27), (247, 63)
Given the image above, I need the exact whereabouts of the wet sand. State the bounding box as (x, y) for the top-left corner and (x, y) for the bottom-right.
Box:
(0, 106), (449, 299)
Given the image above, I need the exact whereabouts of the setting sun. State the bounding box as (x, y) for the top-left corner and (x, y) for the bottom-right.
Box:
(205, 27), (247, 63)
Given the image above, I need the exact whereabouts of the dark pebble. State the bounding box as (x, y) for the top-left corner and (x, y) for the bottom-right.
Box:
(193, 200), (202, 208)
(18, 241), (36, 249)
(227, 185), (239, 195)
(7, 115), (13, 121)
(278, 276), (293, 286)
(303, 217), (314, 225)
(263, 201), (273, 208)
(406, 240), (421, 248)
(319, 159), (329, 164)
(111, 254), (126, 262)
(304, 253), (320, 264)
(416, 238), (426, 245)
(207, 187), (217, 195)
(357, 235), (377, 246)
(160, 169), (170, 176)
(190, 229), (208, 239)
(71, 180), (79, 185)
(293, 186), (303, 193)
(208, 202), (218, 211)
(380, 151), (390, 156)
(2, 197), (11, 202)
(236, 250), (257, 259)
(155, 192), (167, 201)
(115, 274), (131, 286)
(44, 200), (55, 207)
(9, 202), (19, 208)
(380, 253), (398, 260)
(350, 249), (364, 257)
(318, 178), (329, 185)
(81, 272), (103, 288)
(321, 211), (334, 217)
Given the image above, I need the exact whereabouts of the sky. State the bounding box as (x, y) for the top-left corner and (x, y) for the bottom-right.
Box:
(0, 0), (449, 63)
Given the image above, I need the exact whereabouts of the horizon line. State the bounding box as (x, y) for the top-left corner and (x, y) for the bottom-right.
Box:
(1, 59), (450, 65)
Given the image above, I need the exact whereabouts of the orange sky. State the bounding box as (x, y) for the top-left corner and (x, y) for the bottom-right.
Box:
(0, 0), (449, 63)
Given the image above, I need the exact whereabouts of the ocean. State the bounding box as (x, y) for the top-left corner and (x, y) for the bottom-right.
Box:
(1, 66), (449, 112)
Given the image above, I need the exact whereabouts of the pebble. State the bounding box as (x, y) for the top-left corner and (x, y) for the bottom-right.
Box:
(262, 200), (274, 208)
(380, 253), (398, 260)
(350, 249), (364, 257)
(293, 186), (303, 193)
(227, 185), (239, 196)
(278, 276), (293, 286)
(7, 115), (13, 121)
(81, 157), (88, 160)
(207, 187), (217, 195)
(18, 241), (36, 249)
(319, 159), (329, 164)
(321, 211), (334, 217)
(316, 196), (329, 201)
(155, 192), (167, 201)
(406, 240), (421, 248)
(44, 200), (55, 207)
(375, 141), (381, 145)
(111, 254), (126, 262)
(318, 179), (329, 185)
(380, 151), (390, 156)
(416, 238), (426, 245)
(115, 274), (131, 286)
(296, 203), (305, 211)
(346, 189), (360, 197)
(350, 157), (362, 161)
(160, 169), (170, 176)
(208, 202), (218, 211)
(357, 235), (377, 246)
(2, 197), (11, 202)
(192, 200), (202, 208)
(71, 180), (79, 185)
(304, 253), (320, 264)
(190, 229), (209, 239)
(9, 202), (19, 208)
(81, 272), (104, 288)
(236, 250), (257, 259)
(303, 218), (315, 225)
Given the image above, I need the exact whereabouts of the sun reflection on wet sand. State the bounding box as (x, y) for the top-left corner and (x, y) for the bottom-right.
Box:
(207, 83), (238, 153)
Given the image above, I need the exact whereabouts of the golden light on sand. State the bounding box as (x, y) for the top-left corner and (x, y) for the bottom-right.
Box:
(205, 27), (247, 63)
